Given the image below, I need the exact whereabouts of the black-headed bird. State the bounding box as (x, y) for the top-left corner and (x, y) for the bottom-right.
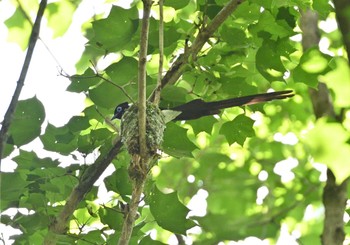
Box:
(112, 90), (294, 121)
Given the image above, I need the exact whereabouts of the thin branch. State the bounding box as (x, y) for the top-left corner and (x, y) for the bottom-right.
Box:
(89, 60), (136, 103)
(59, 68), (135, 103)
(138, 0), (152, 159)
(17, 0), (68, 76)
(118, 1), (152, 244)
(0, 0), (47, 161)
(118, 179), (145, 245)
(97, 74), (135, 103)
(44, 138), (123, 244)
(149, 0), (245, 101)
(153, 0), (164, 105)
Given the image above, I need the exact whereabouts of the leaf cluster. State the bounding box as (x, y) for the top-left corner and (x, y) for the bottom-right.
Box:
(2, 0), (350, 244)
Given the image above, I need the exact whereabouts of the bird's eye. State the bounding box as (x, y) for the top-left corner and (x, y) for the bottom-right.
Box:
(117, 107), (123, 113)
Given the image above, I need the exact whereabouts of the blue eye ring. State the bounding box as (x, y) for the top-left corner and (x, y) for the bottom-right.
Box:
(116, 107), (123, 113)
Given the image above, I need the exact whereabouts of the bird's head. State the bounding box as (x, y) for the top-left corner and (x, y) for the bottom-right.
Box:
(111, 102), (130, 120)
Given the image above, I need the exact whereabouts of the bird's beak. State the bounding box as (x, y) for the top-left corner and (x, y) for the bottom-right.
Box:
(111, 114), (118, 120)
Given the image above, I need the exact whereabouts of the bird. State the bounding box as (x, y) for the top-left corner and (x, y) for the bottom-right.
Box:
(111, 90), (294, 121)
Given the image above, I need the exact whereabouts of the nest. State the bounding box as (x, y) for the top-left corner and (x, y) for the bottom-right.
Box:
(120, 102), (165, 156)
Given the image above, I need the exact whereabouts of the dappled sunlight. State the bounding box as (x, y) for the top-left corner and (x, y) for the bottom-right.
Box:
(273, 158), (299, 183)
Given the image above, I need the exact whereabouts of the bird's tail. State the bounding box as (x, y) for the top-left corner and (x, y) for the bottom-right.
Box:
(206, 90), (294, 110)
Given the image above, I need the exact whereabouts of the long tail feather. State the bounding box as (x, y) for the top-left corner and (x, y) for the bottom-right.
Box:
(206, 90), (294, 110)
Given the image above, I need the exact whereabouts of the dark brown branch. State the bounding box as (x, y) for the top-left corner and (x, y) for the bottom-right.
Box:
(301, 9), (348, 245)
(0, 0), (47, 161)
(300, 11), (336, 119)
(44, 139), (123, 244)
(333, 0), (350, 61)
(321, 170), (347, 245)
(149, 0), (245, 101)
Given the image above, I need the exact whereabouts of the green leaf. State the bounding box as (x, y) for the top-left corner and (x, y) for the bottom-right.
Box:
(77, 134), (94, 154)
(105, 57), (138, 85)
(198, 152), (232, 166)
(46, 1), (78, 38)
(49, 175), (78, 200)
(8, 97), (45, 146)
(13, 150), (58, 171)
(4, 7), (32, 50)
(89, 81), (126, 109)
(276, 7), (296, 29)
(187, 116), (218, 135)
(1, 172), (29, 209)
(164, 0), (190, 9)
(313, 0), (332, 19)
(67, 116), (91, 132)
(40, 123), (77, 155)
(20, 193), (47, 209)
(322, 57), (350, 107)
(149, 187), (195, 234)
(293, 48), (332, 87)
(160, 85), (189, 105)
(232, 2), (261, 26)
(91, 6), (139, 52)
(306, 120), (350, 184)
(292, 64), (319, 88)
(162, 123), (198, 157)
(220, 26), (248, 48)
(14, 212), (49, 234)
(256, 40), (286, 82)
(199, 0), (222, 19)
(99, 207), (124, 231)
(300, 49), (330, 73)
(104, 167), (132, 199)
(219, 114), (255, 146)
(78, 230), (105, 244)
(139, 236), (167, 245)
(67, 68), (101, 93)
(255, 10), (294, 38)
(2, 144), (15, 158)
(148, 19), (182, 53)
(90, 128), (113, 141)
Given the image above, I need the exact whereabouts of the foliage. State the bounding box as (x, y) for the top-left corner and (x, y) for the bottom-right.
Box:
(2, 0), (350, 244)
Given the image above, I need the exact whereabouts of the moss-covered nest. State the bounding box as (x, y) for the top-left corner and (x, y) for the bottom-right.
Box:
(120, 102), (165, 156)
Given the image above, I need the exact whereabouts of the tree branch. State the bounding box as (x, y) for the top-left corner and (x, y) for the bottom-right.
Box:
(321, 169), (347, 245)
(118, 1), (152, 244)
(44, 139), (123, 244)
(301, 9), (348, 245)
(149, 0), (244, 101)
(0, 0), (47, 162)
(138, 0), (152, 159)
(333, 0), (350, 60)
